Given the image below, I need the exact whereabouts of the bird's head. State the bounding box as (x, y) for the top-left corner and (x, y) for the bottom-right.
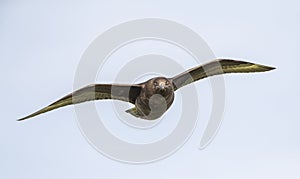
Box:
(149, 77), (173, 96)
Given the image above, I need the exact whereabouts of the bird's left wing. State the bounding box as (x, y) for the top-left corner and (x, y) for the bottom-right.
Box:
(18, 84), (142, 121)
(171, 59), (275, 91)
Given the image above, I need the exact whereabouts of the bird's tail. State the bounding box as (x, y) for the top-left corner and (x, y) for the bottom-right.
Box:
(125, 107), (141, 118)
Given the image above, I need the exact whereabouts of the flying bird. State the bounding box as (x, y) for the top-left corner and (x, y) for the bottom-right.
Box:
(18, 59), (275, 121)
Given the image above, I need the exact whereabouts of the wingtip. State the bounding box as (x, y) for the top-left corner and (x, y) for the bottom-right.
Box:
(17, 114), (35, 121)
(259, 64), (276, 71)
(217, 59), (276, 72)
(269, 66), (276, 70)
(17, 117), (28, 122)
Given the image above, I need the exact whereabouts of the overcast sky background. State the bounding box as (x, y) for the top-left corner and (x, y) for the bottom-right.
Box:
(1, 0), (300, 179)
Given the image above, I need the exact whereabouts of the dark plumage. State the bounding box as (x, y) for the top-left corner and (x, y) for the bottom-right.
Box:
(18, 59), (275, 121)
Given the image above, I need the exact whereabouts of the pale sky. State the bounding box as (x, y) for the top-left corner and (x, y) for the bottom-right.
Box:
(1, 0), (300, 179)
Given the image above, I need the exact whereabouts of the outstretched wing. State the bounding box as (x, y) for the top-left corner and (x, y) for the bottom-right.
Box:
(18, 84), (142, 121)
(172, 59), (275, 90)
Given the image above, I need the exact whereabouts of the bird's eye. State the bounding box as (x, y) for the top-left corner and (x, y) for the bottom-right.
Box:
(154, 82), (158, 86)
(165, 81), (169, 85)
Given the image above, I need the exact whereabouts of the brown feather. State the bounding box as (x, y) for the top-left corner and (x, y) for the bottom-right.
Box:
(17, 84), (141, 121)
(172, 59), (275, 90)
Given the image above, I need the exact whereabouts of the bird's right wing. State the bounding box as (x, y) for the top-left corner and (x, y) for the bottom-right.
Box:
(172, 59), (275, 90)
(18, 84), (142, 121)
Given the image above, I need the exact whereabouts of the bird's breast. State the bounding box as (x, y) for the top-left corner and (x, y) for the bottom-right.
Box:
(135, 91), (174, 120)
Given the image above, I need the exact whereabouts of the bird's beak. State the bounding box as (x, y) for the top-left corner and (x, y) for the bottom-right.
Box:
(159, 82), (165, 90)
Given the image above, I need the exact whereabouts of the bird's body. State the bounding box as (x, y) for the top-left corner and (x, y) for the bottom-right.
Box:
(18, 59), (275, 121)
(128, 77), (175, 119)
